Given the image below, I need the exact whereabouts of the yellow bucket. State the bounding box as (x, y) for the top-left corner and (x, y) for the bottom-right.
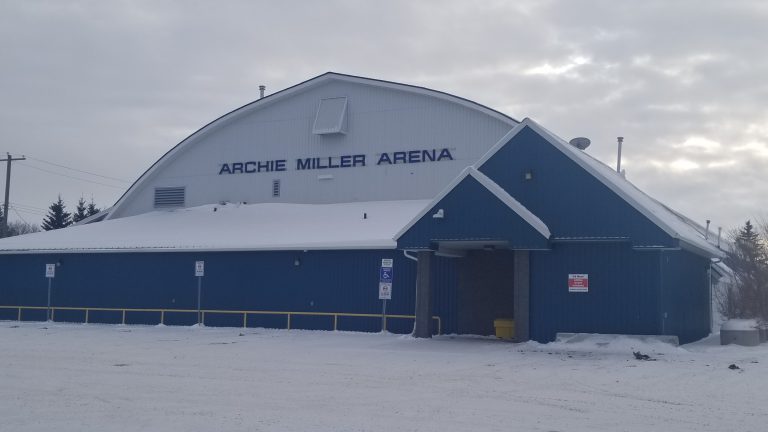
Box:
(493, 319), (515, 340)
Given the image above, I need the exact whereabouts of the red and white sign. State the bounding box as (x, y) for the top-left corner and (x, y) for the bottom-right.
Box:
(568, 274), (588, 293)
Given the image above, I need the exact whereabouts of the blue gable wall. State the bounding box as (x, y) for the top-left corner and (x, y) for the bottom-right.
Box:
(397, 175), (548, 250)
(478, 126), (674, 248)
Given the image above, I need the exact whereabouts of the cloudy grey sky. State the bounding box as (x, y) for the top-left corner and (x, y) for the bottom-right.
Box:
(1, 0), (766, 231)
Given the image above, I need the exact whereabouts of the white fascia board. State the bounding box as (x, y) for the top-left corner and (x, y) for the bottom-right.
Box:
(394, 167), (474, 240)
(476, 117), (723, 258)
(473, 121), (528, 169)
(394, 166), (550, 240)
(108, 73), (519, 220)
(0, 243), (398, 255)
(467, 169), (550, 238)
(72, 207), (113, 226)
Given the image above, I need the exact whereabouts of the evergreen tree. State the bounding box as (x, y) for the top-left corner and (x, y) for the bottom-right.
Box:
(86, 198), (100, 217)
(723, 220), (768, 320)
(41, 195), (72, 231)
(73, 197), (88, 223)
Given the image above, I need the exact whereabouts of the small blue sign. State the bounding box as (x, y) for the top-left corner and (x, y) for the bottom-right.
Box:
(380, 267), (393, 282)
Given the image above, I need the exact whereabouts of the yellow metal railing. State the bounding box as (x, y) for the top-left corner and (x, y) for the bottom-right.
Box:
(0, 305), (441, 335)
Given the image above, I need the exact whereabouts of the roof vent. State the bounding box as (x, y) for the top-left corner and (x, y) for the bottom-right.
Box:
(569, 137), (591, 150)
(259, 85), (266, 99)
(313, 97), (348, 135)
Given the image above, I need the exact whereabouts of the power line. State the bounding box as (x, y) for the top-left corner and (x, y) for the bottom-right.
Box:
(10, 201), (46, 212)
(9, 205), (45, 216)
(10, 206), (32, 224)
(19, 163), (127, 190)
(10, 207), (45, 216)
(24, 155), (131, 183)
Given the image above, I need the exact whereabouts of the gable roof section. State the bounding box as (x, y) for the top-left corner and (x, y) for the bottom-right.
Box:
(396, 167), (550, 249)
(106, 72), (519, 220)
(474, 118), (724, 258)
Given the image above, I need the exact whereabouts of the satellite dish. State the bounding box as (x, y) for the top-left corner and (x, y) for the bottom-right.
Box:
(569, 137), (591, 150)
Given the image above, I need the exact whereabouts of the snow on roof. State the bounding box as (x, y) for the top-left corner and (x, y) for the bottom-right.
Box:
(0, 200), (431, 254)
(475, 118), (725, 258)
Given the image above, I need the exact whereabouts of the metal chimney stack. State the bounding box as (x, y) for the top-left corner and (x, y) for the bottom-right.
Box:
(616, 137), (624, 173)
(259, 85), (266, 99)
(705, 219), (710, 240)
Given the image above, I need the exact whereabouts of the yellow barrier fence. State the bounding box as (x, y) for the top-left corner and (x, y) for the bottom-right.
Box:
(0, 305), (441, 335)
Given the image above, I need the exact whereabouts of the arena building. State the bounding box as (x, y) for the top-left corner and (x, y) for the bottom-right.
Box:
(0, 72), (724, 343)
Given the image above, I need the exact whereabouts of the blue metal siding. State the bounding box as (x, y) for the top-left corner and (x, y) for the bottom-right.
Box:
(397, 175), (548, 250)
(659, 250), (710, 344)
(430, 254), (460, 334)
(478, 126), (674, 248)
(0, 250), (460, 335)
(529, 243), (661, 342)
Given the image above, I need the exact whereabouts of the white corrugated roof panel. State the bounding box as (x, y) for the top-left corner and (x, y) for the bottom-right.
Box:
(0, 200), (431, 254)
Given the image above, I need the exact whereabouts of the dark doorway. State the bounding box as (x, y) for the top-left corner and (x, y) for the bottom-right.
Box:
(456, 250), (515, 335)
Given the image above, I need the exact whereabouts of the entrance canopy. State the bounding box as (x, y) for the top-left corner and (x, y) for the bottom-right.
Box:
(396, 167), (550, 254)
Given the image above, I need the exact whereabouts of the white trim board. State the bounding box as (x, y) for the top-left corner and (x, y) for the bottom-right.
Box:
(394, 166), (550, 240)
(474, 118), (724, 258)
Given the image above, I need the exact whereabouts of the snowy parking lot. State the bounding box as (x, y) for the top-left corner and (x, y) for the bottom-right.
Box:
(1, 322), (767, 432)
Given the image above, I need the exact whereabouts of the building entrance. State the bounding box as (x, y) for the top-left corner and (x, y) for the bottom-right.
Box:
(456, 250), (515, 336)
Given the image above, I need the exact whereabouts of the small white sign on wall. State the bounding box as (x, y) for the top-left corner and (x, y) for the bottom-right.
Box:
(195, 261), (205, 277)
(379, 282), (392, 300)
(45, 264), (55, 278)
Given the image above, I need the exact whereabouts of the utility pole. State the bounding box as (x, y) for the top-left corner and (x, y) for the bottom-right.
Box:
(1, 153), (26, 237)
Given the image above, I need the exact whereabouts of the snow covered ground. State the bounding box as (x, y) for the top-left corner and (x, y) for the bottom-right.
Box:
(1, 322), (767, 432)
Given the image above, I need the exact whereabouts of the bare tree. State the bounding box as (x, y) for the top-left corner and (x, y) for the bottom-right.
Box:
(5, 220), (41, 237)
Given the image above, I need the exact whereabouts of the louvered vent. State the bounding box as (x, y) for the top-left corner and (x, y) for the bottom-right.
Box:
(154, 187), (185, 208)
(312, 97), (347, 135)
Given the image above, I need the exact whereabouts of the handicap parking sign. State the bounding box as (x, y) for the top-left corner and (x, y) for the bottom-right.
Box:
(380, 267), (393, 282)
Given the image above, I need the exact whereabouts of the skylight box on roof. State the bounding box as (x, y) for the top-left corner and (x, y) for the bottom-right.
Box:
(313, 97), (348, 135)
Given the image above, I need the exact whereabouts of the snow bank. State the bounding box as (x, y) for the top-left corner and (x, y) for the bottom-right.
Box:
(548, 333), (682, 355)
(721, 319), (759, 331)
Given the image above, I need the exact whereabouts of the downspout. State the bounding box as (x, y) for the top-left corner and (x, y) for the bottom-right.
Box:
(659, 250), (665, 335)
(710, 258), (722, 333)
(709, 261), (713, 333)
(403, 250), (418, 261)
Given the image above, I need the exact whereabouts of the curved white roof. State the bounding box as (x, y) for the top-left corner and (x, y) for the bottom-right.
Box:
(106, 72), (518, 220)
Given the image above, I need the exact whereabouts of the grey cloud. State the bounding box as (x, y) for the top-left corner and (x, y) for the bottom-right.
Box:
(0, 0), (765, 229)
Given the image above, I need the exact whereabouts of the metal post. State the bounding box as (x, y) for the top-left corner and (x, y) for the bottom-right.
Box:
(46, 278), (52, 321)
(381, 299), (387, 332)
(413, 251), (433, 338)
(197, 276), (202, 326)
